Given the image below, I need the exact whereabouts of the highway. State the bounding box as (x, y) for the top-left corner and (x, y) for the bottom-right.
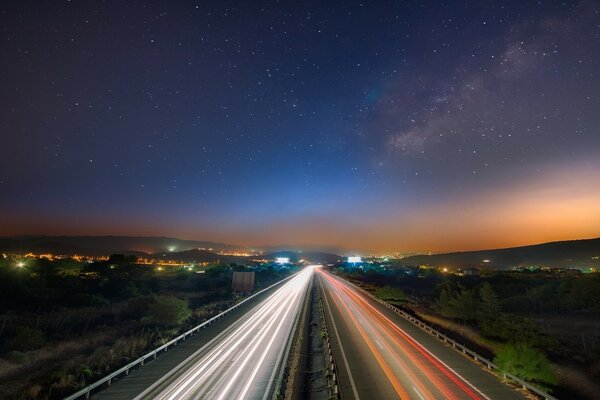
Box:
(318, 270), (527, 400)
(137, 266), (313, 400)
(95, 266), (314, 400)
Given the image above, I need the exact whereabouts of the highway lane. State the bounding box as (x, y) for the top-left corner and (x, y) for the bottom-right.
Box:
(128, 266), (314, 400)
(318, 270), (527, 400)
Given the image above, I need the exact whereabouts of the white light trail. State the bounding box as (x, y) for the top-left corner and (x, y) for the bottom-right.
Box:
(139, 266), (316, 400)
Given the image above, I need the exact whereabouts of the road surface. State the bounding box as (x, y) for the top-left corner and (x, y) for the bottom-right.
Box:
(94, 267), (314, 400)
(134, 266), (313, 400)
(318, 270), (527, 400)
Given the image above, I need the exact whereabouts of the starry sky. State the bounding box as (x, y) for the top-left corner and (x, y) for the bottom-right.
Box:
(1, 1), (599, 253)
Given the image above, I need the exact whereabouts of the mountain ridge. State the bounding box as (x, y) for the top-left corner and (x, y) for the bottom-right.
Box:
(399, 237), (600, 269)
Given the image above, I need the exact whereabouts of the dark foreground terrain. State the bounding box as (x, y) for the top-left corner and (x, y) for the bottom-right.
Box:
(0, 254), (290, 399)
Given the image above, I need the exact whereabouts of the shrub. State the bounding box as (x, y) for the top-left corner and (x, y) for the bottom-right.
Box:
(5, 350), (28, 364)
(6, 326), (46, 351)
(375, 286), (406, 304)
(146, 296), (191, 327)
(495, 343), (558, 388)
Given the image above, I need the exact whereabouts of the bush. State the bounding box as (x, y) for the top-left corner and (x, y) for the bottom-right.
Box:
(146, 296), (192, 327)
(125, 295), (191, 327)
(6, 326), (46, 351)
(375, 286), (406, 304)
(482, 314), (554, 348)
(494, 344), (558, 388)
(5, 350), (28, 364)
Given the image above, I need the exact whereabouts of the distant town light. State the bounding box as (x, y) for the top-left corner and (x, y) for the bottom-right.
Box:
(168, 247), (176, 252)
(276, 257), (290, 264)
(347, 256), (362, 263)
(483, 259), (490, 263)
(16, 261), (25, 268)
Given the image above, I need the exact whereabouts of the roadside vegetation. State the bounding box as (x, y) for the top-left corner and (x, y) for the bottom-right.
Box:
(333, 265), (600, 399)
(0, 255), (289, 399)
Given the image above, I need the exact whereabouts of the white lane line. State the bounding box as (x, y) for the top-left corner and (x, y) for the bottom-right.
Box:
(214, 289), (297, 400)
(165, 284), (293, 398)
(413, 386), (426, 400)
(319, 274), (361, 400)
(261, 274), (312, 400)
(134, 275), (300, 400)
(174, 281), (300, 399)
(171, 268), (315, 400)
(236, 284), (304, 400)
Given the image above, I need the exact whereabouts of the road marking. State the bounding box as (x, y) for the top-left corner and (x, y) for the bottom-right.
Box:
(413, 386), (426, 400)
(133, 276), (302, 399)
(319, 274), (361, 400)
(340, 277), (494, 400)
(262, 275), (313, 400)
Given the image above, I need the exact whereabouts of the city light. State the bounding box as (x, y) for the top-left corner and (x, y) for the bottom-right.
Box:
(16, 261), (25, 268)
(347, 256), (362, 263)
(276, 257), (290, 264)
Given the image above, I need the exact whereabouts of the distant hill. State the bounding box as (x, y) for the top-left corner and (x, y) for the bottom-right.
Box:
(0, 235), (342, 264)
(0, 235), (346, 262)
(0, 235), (239, 256)
(399, 237), (600, 270)
(149, 249), (248, 264)
(265, 251), (342, 264)
(261, 244), (350, 256)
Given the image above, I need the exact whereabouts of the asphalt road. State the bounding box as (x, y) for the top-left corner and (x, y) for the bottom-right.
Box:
(93, 267), (314, 400)
(318, 270), (527, 400)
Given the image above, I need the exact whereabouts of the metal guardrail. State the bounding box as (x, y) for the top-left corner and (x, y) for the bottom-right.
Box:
(351, 282), (558, 400)
(64, 273), (297, 400)
(317, 281), (341, 399)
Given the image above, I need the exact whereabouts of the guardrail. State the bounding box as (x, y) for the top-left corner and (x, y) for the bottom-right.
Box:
(64, 273), (297, 400)
(318, 286), (341, 399)
(351, 282), (558, 400)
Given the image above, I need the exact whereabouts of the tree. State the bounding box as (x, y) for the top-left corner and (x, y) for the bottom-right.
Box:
(494, 344), (558, 388)
(438, 288), (453, 318)
(478, 282), (501, 322)
(485, 314), (554, 348)
(145, 295), (191, 327)
(126, 295), (191, 327)
(375, 286), (405, 304)
(449, 286), (478, 321)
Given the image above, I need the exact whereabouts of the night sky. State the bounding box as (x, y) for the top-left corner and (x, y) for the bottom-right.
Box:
(1, 1), (599, 252)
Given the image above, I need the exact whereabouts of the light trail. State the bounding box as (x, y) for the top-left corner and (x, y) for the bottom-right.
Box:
(319, 269), (493, 400)
(135, 266), (315, 400)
